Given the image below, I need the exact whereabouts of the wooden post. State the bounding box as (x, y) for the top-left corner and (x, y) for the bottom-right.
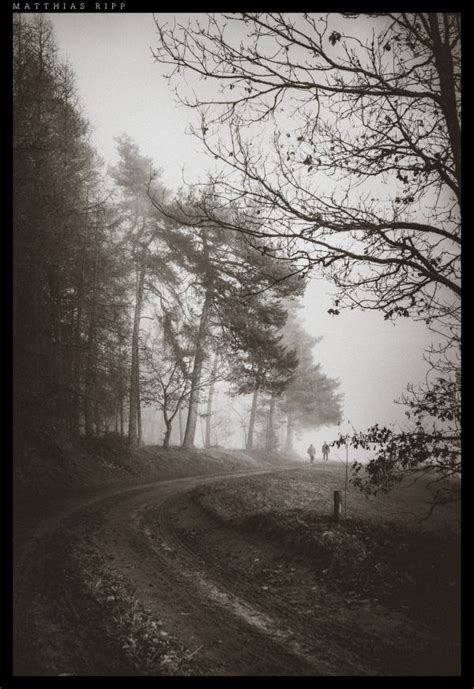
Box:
(333, 490), (342, 522)
(344, 440), (349, 518)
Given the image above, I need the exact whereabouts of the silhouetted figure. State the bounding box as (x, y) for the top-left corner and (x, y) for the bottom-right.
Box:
(307, 444), (316, 464)
(322, 442), (330, 462)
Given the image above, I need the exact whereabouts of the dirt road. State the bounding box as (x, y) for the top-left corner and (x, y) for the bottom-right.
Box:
(13, 465), (449, 676)
(13, 466), (320, 676)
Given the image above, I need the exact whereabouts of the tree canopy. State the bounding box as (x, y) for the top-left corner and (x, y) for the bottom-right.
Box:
(153, 12), (460, 330)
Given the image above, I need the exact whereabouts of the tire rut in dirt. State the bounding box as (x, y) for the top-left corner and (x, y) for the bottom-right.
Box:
(94, 488), (318, 675)
(145, 491), (443, 676)
(143, 491), (371, 676)
(14, 468), (383, 676)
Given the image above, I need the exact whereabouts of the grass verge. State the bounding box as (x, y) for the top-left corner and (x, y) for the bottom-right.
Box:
(191, 465), (460, 626)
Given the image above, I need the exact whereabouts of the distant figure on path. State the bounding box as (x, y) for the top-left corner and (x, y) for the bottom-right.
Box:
(322, 442), (330, 462)
(307, 444), (316, 465)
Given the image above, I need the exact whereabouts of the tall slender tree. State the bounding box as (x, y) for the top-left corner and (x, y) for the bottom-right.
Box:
(110, 136), (173, 446)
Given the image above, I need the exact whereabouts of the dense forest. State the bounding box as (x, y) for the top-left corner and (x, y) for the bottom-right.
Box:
(13, 15), (342, 471)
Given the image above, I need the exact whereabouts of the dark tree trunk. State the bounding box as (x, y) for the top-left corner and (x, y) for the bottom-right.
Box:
(128, 260), (146, 446)
(94, 399), (101, 436)
(428, 14), (461, 188)
(157, 412), (164, 446)
(163, 418), (172, 449)
(266, 394), (276, 452)
(183, 285), (213, 448)
(84, 243), (99, 438)
(204, 354), (218, 448)
(70, 229), (88, 437)
(137, 374), (143, 447)
(120, 396), (124, 437)
(48, 266), (63, 419)
(246, 388), (258, 451)
(84, 311), (96, 438)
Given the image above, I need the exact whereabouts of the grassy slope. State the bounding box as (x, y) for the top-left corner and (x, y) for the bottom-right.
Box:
(191, 463), (460, 623)
(13, 433), (298, 498)
(194, 462), (460, 535)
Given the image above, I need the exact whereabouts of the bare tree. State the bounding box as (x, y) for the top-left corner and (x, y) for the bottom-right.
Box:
(140, 311), (193, 448)
(153, 12), (460, 330)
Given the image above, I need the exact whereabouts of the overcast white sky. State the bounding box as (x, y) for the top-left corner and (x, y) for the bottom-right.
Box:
(48, 13), (436, 455)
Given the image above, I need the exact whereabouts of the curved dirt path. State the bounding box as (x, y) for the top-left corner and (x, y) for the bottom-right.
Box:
(14, 465), (330, 676)
(14, 463), (451, 676)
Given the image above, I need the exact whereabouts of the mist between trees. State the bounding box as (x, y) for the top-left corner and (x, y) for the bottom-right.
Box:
(13, 15), (343, 469)
(13, 13), (460, 508)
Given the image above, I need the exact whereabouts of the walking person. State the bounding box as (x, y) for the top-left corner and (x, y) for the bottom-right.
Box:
(322, 442), (330, 462)
(307, 444), (316, 465)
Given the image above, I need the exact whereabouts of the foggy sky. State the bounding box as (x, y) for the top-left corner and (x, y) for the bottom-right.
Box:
(47, 13), (436, 454)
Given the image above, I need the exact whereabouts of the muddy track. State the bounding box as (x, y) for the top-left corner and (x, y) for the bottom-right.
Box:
(14, 465), (323, 676)
(146, 493), (441, 676)
(14, 464), (450, 676)
(145, 492), (373, 675)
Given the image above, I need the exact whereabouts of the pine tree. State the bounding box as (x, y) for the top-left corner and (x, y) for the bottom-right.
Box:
(13, 16), (128, 453)
(280, 311), (343, 451)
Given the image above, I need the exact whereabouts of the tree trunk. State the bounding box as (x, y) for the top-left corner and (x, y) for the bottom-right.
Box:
(183, 285), (213, 448)
(94, 396), (101, 436)
(154, 412), (163, 446)
(48, 266), (64, 420)
(178, 406), (184, 444)
(84, 239), (100, 438)
(428, 14), (461, 188)
(137, 374), (143, 447)
(284, 411), (294, 452)
(199, 415), (206, 447)
(163, 418), (172, 448)
(84, 311), (96, 438)
(120, 396), (124, 438)
(71, 262), (84, 437)
(204, 354), (218, 449)
(246, 388), (258, 450)
(266, 394), (276, 452)
(128, 260), (146, 446)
